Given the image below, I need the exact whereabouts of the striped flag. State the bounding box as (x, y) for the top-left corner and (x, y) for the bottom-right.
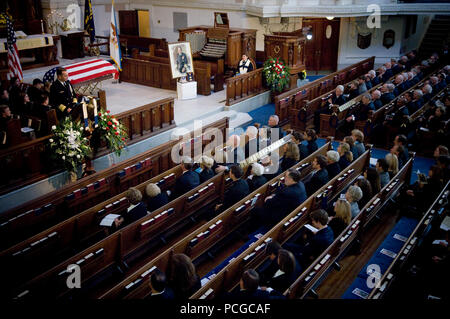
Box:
(42, 59), (119, 85)
(109, 0), (122, 71)
(4, 14), (23, 82)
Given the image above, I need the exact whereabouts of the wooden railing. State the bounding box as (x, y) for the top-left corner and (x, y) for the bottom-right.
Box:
(225, 68), (266, 106)
(274, 56), (375, 126)
(114, 97), (175, 145)
(120, 55), (213, 96)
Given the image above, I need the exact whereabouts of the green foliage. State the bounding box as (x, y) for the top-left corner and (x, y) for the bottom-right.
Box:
(96, 110), (128, 157)
(263, 57), (291, 92)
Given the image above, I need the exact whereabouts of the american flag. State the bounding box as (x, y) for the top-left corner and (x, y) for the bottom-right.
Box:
(4, 14), (23, 82)
(42, 59), (118, 85)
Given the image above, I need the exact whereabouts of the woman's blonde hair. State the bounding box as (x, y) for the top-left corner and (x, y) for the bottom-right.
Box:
(200, 155), (214, 169)
(146, 183), (161, 198)
(284, 142), (300, 161)
(334, 199), (351, 224)
(385, 153), (399, 175)
(127, 187), (143, 204)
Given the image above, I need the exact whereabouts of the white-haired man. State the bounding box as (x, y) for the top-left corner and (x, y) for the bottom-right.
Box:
(383, 62), (393, 82)
(215, 134), (245, 173)
(371, 89), (383, 109)
(393, 74), (405, 96)
(368, 70), (380, 86)
(313, 85), (346, 129)
(264, 114), (285, 141)
(421, 84), (433, 102)
(326, 150), (341, 179)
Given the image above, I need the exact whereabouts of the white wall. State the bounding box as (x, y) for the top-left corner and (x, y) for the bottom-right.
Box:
(400, 14), (432, 55)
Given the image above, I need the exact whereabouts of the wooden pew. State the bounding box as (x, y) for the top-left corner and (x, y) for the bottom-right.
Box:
(368, 181), (450, 299)
(190, 149), (372, 299)
(8, 135), (293, 299)
(1, 134), (293, 288)
(285, 154), (416, 299)
(98, 141), (333, 299)
(0, 118), (229, 250)
(276, 56), (375, 129)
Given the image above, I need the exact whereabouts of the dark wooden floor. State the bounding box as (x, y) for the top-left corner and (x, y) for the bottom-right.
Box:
(314, 206), (402, 299)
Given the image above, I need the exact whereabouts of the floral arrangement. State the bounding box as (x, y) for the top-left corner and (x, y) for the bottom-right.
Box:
(263, 57), (291, 92)
(48, 118), (91, 174)
(96, 110), (127, 156)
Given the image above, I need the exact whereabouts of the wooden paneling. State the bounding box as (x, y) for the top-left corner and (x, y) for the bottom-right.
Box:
(225, 68), (266, 106)
(119, 10), (138, 36)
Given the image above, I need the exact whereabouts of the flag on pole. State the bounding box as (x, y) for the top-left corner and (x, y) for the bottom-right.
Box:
(4, 14), (23, 81)
(109, 0), (122, 71)
(84, 0), (96, 43)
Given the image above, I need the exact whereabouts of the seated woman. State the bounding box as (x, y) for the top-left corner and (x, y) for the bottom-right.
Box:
(364, 167), (381, 194)
(280, 141), (300, 172)
(345, 185), (363, 219)
(344, 136), (358, 161)
(305, 129), (319, 156)
(167, 253), (201, 299)
(113, 187), (148, 230)
(198, 155), (215, 183)
(328, 198), (351, 237)
(291, 131), (309, 160)
(337, 142), (353, 169)
(146, 183), (169, 212)
(261, 249), (300, 293)
(247, 162), (267, 192)
(355, 177), (373, 208)
(385, 153), (399, 178)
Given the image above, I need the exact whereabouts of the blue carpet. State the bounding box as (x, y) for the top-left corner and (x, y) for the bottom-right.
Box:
(306, 75), (325, 82)
(341, 217), (419, 299)
(202, 226), (269, 282)
(239, 103), (275, 132)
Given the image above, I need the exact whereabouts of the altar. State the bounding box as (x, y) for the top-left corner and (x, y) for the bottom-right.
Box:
(0, 33), (59, 80)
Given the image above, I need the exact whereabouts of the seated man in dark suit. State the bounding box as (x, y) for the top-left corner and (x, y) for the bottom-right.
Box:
(286, 209), (335, 269)
(254, 168), (307, 227)
(172, 156), (200, 199)
(371, 89), (383, 110)
(326, 150), (341, 180)
(407, 89), (424, 114)
(313, 85), (346, 130)
(265, 114), (285, 141)
(364, 74), (372, 90)
(367, 70), (380, 86)
(391, 58), (404, 75)
(339, 94), (375, 136)
(381, 83), (396, 104)
(215, 165), (250, 212)
(382, 62), (394, 82)
(421, 84), (434, 103)
(348, 80), (360, 100)
(50, 67), (77, 120)
(114, 187), (148, 229)
(146, 268), (174, 300)
(393, 134), (409, 167)
(261, 249), (301, 294)
(0, 104), (12, 148)
(305, 155), (329, 196)
(393, 74), (406, 96)
(146, 183), (169, 212)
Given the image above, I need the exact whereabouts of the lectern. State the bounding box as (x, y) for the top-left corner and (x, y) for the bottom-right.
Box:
(264, 34), (306, 88)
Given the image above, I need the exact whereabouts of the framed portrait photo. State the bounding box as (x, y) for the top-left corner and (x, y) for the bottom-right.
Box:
(168, 41), (195, 79)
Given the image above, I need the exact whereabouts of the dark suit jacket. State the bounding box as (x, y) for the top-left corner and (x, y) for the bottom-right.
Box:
(373, 98), (383, 110)
(326, 162), (341, 180)
(381, 92), (395, 105)
(147, 192), (169, 212)
(338, 156), (351, 170)
(199, 168), (214, 183)
(226, 288), (272, 300)
(365, 80), (372, 90)
(333, 94), (347, 106)
(298, 143), (309, 160)
(305, 169), (329, 195)
(265, 182), (307, 225)
(223, 179), (250, 210)
(349, 89), (359, 100)
(124, 202), (148, 225)
(27, 86), (44, 104)
(300, 226), (334, 266)
(50, 80), (75, 109)
(328, 217), (348, 237)
(146, 287), (175, 300)
(170, 275), (201, 300)
(244, 138), (259, 158)
(382, 69), (393, 82)
(248, 175), (267, 192)
(306, 140), (318, 156)
(281, 157), (297, 172)
(371, 76), (380, 86)
(173, 170), (200, 198)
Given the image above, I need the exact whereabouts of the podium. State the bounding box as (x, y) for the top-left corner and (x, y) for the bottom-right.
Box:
(177, 81), (197, 100)
(264, 33), (306, 88)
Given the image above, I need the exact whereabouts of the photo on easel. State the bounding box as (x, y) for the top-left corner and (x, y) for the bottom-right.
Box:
(168, 41), (195, 79)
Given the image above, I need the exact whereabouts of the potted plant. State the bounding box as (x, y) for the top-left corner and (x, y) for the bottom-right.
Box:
(263, 57), (291, 93)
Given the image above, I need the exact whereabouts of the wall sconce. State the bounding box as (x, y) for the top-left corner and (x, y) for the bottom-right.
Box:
(303, 26), (313, 40)
(326, 17), (334, 20)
